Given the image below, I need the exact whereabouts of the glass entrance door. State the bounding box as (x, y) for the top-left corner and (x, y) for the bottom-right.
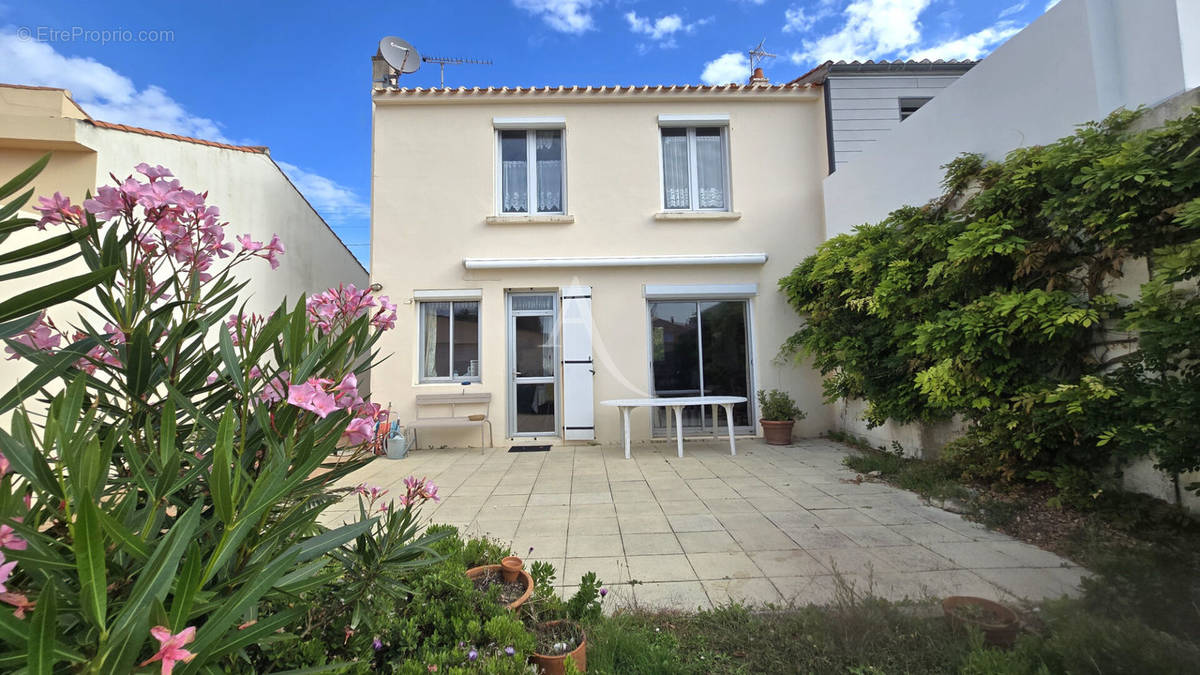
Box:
(508, 293), (558, 436)
(649, 300), (752, 435)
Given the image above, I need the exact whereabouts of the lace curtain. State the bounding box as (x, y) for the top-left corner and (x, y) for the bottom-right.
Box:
(421, 302), (450, 379)
(535, 131), (562, 212)
(662, 131), (690, 209)
(695, 132), (725, 209)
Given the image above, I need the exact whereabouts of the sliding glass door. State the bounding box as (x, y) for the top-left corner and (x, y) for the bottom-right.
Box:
(649, 300), (752, 435)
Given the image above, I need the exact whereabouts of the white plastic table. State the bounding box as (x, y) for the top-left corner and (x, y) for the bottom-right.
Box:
(600, 396), (747, 459)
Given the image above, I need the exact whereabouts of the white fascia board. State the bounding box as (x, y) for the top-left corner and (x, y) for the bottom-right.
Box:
(657, 113), (730, 127)
(462, 253), (766, 270)
(413, 289), (483, 300)
(643, 283), (758, 299)
(492, 116), (566, 129)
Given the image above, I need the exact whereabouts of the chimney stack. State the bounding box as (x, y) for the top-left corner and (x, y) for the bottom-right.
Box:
(750, 67), (768, 86)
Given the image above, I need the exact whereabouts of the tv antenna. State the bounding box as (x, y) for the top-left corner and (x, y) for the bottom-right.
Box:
(748, 39), (777, 72)
(374, 36), (421, 87)
(421, 55), (493, 88)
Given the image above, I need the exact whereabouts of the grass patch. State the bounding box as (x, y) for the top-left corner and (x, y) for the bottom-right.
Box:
(842, 445), (969, 501)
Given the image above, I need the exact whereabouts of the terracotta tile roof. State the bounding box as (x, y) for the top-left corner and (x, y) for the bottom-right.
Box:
(88, 120), (269, 154)
(374, 82), (817, 97)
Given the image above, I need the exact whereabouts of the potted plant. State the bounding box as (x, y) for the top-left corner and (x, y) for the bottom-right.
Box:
(757, 389), (805, 445)
(466, 562), (535, 611)
(524, 568), (605, 674)
(501, 555), (524, 583)
(942, 596), (1021, 647)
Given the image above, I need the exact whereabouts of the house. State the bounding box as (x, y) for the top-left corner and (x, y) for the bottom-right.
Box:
(369, 75), (830, 447)
(0, 83), (367, 391)
(789, 59), (975, 173)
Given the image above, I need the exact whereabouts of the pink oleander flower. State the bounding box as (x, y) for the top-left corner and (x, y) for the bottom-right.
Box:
(373, 296), (398, 331)
(0, 553), (17, 593)
(0, 525), (26, 551)
(259, 371), (290, 404)
(82, 184), (129, 220)
(4, 312), (62, 360)
(135, 162), (173, 181)
(0, 452), (8, 476)
(0, 592), (34, 619)
(225, 312), (265, 346)
(206, 372), (219, 386)
(306, 284), (393, 334)
(287, 377), (339, 418)
(141, 625), (196, 675)
(33, 192), (82, 229)
(341, 416), (374, 446)
(354, 484), (388, 501)
(401, 476), (440, 504)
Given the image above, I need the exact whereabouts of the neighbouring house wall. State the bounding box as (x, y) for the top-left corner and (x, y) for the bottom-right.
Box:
(822, 0), (1200, 239)
(0, 86), (367, 406)
(371, 89), (831, 446)
(836, 399), (965, 460)
(827, 73), (963, 170)
(73, 124), (367, 316)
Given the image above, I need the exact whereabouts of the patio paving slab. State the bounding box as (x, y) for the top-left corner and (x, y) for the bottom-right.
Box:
(325, 438), (1089, 610)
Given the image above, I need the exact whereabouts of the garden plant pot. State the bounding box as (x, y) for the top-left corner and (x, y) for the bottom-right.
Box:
(501, 555), (523, 582)
(942, 596), (1020, 647)
(530, 620), (587, 675)
(465, 564), (534, 611)
(760, 419), (795, 445)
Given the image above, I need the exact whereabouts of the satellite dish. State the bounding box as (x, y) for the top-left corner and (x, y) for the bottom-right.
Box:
(378, 36), (420, 74)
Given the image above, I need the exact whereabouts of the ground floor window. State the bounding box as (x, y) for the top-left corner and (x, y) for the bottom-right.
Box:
(649, 299), (753, 434)
(419, 300), (480, 382)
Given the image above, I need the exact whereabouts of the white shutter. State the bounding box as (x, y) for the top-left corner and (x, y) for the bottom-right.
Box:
(561, 286), (594, 440)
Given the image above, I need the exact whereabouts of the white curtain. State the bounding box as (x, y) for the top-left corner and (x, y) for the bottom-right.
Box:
(661, 132), (690, 209)
(421, 302), (448, 379)
(535, 131), (562, 213)
(695, 132), (725, 209)
(502, 160), (527, 212)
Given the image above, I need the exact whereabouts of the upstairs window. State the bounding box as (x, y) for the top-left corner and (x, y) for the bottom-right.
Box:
(899, 96), (933, 121)
(660, 126), (729, 211)
(498, 129), (564, 214)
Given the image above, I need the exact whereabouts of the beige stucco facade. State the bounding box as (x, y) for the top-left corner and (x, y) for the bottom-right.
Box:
(370, 84), (832, 448)
(0, 84), (367, 392)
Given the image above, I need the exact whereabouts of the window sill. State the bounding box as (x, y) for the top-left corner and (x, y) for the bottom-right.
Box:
(485, 214), (575, 225)
(654, 211), (742, 222)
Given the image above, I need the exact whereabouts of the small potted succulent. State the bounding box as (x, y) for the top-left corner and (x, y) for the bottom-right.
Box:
(757, 389), (805, 445)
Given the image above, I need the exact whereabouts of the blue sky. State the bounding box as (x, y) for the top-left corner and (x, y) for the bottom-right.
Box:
(0, 0), (1058, 266)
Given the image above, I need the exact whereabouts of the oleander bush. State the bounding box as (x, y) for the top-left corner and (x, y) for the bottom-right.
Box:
(780, 107), (1200, 505)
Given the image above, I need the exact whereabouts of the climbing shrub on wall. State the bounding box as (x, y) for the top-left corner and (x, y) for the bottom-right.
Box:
(780, 108), (1200, 504)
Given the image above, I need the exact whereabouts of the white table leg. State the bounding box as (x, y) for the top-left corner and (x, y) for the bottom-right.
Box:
(723, 404), (736, 456)
(671, 405), (684, 457)
(622, 407), (632, 460)
(711, 404), (719, 438)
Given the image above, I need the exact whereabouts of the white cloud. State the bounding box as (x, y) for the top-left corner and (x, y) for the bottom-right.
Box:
(0, 29), (229, 141)
(513, 0), (598, 34)
(998, 1), (1027, 18)
(276, 161), (369, 228)
(794, 0), (933, 63)
(625, 11), (706, 49)
(783, 7), (816, 33)
(905, 22), (1021, 61)
(700, 51), (750, 85)
(1045, 0), (1061, 10)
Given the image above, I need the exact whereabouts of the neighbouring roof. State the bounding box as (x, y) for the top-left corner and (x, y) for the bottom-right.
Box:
(89, 120), (269, 154)
(374, 82), (817, 98)
(789, 59), (976, 86)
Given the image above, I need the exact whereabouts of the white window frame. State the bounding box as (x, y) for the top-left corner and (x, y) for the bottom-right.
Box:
(417, 299), (482, 383)
(494, 127), (566, 216)
(658, 124), (732, 212)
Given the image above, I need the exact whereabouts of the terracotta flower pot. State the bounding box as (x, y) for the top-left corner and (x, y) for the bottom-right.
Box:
(942, 596), (1020, 647)
(501, 555), (524, 582)
(530, 620), (587, 675)
(760, 419), (795, 445)
(465, 564), (534, 611)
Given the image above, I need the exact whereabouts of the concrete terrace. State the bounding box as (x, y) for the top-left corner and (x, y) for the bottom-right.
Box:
(320, 439), (1088, 611)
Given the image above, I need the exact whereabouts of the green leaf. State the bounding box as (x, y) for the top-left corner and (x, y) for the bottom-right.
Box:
(211, 404), (236, 525)
(0, 265), (116, 324)
(28, 578), (56, 675)
(169, 543), (204, 630)
(0, 153), (49, 201)
(217, 325), (245, 394)
(0, 339), (95, 414)
(74, 492), (108, 630)
(0, 225), (95, 265)
(0, 425), (61, 500)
